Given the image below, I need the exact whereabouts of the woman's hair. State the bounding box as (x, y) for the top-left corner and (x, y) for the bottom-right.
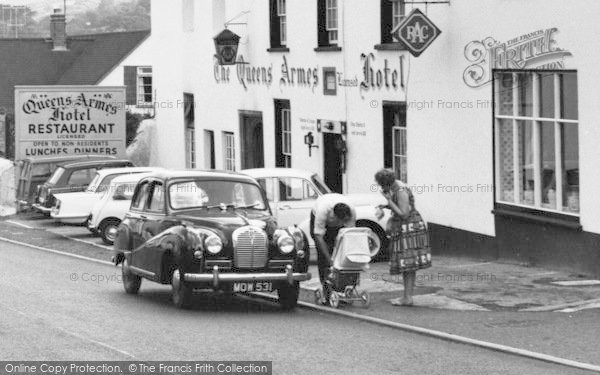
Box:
(374, 168), (396, 187)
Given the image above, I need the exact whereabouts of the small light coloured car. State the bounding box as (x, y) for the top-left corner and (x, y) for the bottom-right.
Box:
(87, 172), (155, 245)
(51, 167), (161, 225)
(241, 168), (390, 259)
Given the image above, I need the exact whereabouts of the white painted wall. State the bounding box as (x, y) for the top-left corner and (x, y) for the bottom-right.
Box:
(151, 0), (600, 237)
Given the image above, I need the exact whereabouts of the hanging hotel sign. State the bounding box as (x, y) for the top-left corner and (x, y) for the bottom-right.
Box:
(463, 28), (573, 88)
(392, 8), (441, 57)
(14, 86), (126, 160)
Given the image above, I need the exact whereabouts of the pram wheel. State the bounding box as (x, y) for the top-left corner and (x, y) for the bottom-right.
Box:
(359, 291), (371, 307)
(344, 287), (355, 305)
(329, 292), (340, 308)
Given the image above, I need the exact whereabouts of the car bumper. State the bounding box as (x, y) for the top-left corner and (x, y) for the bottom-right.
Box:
(183, 265), (311, 288)
(32, 204), (52, 214)
(51, 214), (88, 224)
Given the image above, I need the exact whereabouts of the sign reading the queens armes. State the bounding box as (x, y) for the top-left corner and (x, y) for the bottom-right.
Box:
(14, 85), (126, 160)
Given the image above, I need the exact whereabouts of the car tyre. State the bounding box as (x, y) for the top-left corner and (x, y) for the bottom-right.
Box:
(99, 218), (121, 246)
(171, 268), (193, 309)
(122, 259), (142, 294)
(278, 281), (300, 310)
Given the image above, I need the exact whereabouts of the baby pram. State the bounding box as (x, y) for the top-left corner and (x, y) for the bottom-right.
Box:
(314, 227), (380, 308)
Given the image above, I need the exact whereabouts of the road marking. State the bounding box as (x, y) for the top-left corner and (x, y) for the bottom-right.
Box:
(5, 220), (34, 229)
(2, 303), (136, 359)
(4, 235), (600, 373)
(444, 262), (491, 268)
(253, 292), (600, 373)
(520, 297), (600, 312)
(0, 236), (113, 266)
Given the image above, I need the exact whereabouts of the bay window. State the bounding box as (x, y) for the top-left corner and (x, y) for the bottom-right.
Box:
(494, 71), (579, 214)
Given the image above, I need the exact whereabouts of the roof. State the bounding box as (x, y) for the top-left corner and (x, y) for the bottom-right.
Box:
(94, 167), (161, 178)
(241, 168), (318, 179)
(20, 155), (115, 165)
(59, 159), (133, 169)
(110, 172), (157, 185)
(0, 30), (150, 112)
(145, 170), (259, 183)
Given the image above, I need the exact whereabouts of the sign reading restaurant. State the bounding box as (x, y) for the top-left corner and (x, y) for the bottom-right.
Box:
(14, 86), (126, 160)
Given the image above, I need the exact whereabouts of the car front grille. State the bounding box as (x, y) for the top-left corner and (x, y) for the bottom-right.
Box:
(232, 226), (268, 269)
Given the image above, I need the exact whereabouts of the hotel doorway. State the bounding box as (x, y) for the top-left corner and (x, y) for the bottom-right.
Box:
(239, 111), (264, 170)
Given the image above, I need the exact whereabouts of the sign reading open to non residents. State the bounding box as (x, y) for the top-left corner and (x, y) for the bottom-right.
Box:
(14, 86), (127, 160)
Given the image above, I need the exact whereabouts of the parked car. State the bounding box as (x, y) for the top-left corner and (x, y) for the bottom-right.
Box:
(32, 159), (135, 214)
(15, 155), (115, 209)
(87, 172), (157, 245)
(113, 170), (311, 309)
(241, 168), (390, 259)
(51, 167), (161, 225)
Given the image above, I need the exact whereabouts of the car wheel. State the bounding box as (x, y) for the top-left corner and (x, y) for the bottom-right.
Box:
(99, 219), (120, 246)
(122, 259), (142, 294)
(278, 281), (300, 310)
(171, 268), (193, 309)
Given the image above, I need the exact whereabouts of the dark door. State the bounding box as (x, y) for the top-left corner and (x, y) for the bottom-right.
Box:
(240, 112), (264, 169)
(323, 133), (343, 193)
(138, 181), (167, 278)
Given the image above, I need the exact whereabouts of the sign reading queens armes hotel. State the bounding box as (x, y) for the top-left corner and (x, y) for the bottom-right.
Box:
(14, 86), (127, 160)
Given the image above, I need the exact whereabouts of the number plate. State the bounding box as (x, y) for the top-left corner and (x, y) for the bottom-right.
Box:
(233, 281), (273, 293)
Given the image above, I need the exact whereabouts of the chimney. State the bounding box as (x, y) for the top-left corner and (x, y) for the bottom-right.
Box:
(50, 8), (67, 51)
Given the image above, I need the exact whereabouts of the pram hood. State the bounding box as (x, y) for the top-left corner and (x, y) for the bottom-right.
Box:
(332, 228), (378, 269)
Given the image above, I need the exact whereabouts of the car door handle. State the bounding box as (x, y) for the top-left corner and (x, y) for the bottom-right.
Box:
(278, 205), (292, 210)
(140, 215), (148, 220)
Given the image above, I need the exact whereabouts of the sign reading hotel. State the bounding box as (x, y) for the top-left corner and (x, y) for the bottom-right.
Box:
(463, 28), (573, 88)
(14, 86), (126, 160)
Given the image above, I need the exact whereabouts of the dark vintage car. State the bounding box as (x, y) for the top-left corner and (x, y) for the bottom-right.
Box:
(33, 159), (135, 214)
(16, 155), (115, 209)
(113, 170), (311, 309)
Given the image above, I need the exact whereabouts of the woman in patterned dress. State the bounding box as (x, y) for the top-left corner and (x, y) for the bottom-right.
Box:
(375, 169), (430, 306)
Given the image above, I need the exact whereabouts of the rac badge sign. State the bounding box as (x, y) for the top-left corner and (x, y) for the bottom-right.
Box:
(392, 8), (441, 57)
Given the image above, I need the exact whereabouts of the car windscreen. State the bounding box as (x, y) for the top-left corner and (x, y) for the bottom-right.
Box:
(88, 173), (122, 193)
(111, 183), (137, 200)
(169, 180), (268, 211)
(311, 174), (332, 194)
(47, 167), (65, 185)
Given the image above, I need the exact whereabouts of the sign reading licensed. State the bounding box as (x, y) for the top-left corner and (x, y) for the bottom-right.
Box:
(14, 86), (126, 160)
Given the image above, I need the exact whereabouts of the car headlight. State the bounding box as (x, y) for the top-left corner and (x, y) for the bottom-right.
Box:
(277, 234), (295, 254)
(204, 234), (223, 254)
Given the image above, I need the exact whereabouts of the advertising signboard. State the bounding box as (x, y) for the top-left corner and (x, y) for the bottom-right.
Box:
(14, 86), (127, 160)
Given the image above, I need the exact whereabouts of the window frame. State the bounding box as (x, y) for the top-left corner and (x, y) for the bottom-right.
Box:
(375, 0), (406, 50)
(223, 131), (236, 171)
(493, 69), (579, 217)
(393, 126), (407, 183)
(281, 108), (292, 168)
(136, 66), (153, 107)
(325, 0), (338, 44)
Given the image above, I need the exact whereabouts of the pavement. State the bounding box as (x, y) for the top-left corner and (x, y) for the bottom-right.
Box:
(2, 211), (600, 367)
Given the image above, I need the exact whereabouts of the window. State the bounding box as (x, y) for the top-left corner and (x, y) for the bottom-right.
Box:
(182, 0), (194, 32)
(316, 0), (341, 50)
(326, 0), (338, 44)
(274, 100), (291, 167)
(68, 168), (95, 187)
(137, 67), (153, 106)
(383, 102), (407, 181)
(257, 178), (276, 202)
(204, 130), (216, 169)
(379, 0), (405, 45)
(148, 182), (165, 212)
(495, 71), (579, 214)
(269, 0), (288, 50)
(223, 132), (236, 171)
(184, 93), (196, 169)
(124, 66), (153, 107)
(278, 178), (318, 201)
(131, 182), (150, 210)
